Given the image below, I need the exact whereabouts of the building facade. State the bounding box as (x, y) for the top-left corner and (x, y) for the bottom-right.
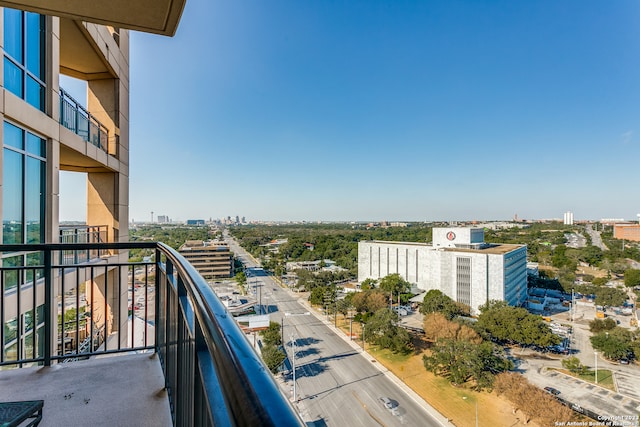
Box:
(563, 211), (574, 225)
(613, 223), (640, 242)
(358, 227), (528, 314)
(1, 6), (133, 360)
(179, 240), (232, 279)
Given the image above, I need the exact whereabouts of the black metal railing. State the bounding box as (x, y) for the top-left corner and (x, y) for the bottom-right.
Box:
(59, 88), (109, 152)
(59, 225), (108, 264)
(0, 242), (301, 427)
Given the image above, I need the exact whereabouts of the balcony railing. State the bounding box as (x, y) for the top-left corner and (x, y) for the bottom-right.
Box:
(59, 88), (109, 153)
(0, 242), (301, 426)
(59, 225), (108, 264)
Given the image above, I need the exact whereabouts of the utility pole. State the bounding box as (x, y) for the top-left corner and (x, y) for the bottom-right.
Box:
(283, 311), (310, 402)
(291, 333), (297, 402)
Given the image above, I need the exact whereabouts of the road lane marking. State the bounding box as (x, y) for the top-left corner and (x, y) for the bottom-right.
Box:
(352, 391), (386, 427)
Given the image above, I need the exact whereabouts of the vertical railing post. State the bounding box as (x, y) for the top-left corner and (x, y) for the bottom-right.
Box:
(43, 249), (53, 366)
(165, 257), (173, 392)
(155, 247), (161, 354)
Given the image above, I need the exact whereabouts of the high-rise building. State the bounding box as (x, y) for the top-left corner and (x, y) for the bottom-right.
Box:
(358, 227), (528, 314)
(563, 211), (574, 225)
(1, 6), (134, 356)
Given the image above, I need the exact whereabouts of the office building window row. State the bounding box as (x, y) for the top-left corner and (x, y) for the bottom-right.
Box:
(456, 257), (471, 306)
(3, 8), (46, 111)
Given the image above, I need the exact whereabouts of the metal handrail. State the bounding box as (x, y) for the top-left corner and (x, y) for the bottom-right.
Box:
(0, 242), (302, 427)
(59, 88), (109, 152)
(59, 225), (109, 264)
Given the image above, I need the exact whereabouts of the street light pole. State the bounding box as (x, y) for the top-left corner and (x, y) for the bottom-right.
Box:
(291, 333), (297, 402)
(283, 312), (310, 403)
(362, 323), (366, 351)
(594, 351), (598, 384)
(349, 316), (353, 340)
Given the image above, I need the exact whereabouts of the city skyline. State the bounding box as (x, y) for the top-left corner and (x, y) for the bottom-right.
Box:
(60, 0), (640, 223)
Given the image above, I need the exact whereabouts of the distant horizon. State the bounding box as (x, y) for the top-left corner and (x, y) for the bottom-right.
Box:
(99, 216), (640, 225)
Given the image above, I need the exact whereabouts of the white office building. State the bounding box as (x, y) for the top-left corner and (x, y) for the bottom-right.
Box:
(358, 227), (528, 314)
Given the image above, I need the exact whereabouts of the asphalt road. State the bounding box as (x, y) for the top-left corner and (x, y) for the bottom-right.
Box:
(226, 235), (445, 427)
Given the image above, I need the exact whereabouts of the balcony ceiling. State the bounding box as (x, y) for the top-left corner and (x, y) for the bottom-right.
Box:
(0, 0), (186, 36)
(60, 18), (112, 80)
(60, 145), (112, 173)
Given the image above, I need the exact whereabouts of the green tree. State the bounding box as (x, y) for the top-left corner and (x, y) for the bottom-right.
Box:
(364, 308), (411, 353)
(624, 269), (640, 288)
(594, 287), (627, 307)
(295, 269), (317, 290)
(360, 278), (377, 290)
(476, 301), (560, 347)
(578, 245), (603, 266)
(379, 274), (411, 305)
(590, 328), (632, 360)
(562, 356), (587, 374)
(589, 318), (617, 333)
(235, 271), (247, 288)
(261, 344), (286, 374)
(309, 286), (327, 305)
(420, 289), (467, 319)
(260, 321), (282, 347)
(423, 338), (511, 390)
(592, 277), (608, 286)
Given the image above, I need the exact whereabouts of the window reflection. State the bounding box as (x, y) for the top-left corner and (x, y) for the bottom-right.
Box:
(3, 9), (45, 111)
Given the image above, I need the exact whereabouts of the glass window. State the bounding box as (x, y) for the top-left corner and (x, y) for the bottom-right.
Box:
(4, 121), (24, 149)
(3, 57), (23, 99)
(4, 316), (17, 346)
(3, 8), (23, 62)
(2, 122), (46, 247)
(25, 157), (44, 244)
(2, 255), (22, 292)
(3, 8), (45, 111)
(26, 75), (44, 111)
(2, 149), (23, 245)
(26, 132), (45, 158)
(25, 12), (44, 79)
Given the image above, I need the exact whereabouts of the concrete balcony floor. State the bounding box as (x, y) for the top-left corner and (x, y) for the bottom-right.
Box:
(0, 352), (171, 426)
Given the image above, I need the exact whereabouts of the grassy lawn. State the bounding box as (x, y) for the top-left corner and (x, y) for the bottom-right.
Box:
(369, 343), (532, 427)
(554, 368), (615, 391)
(332, 319), (533, 427)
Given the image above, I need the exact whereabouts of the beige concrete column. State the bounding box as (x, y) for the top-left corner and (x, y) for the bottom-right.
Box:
(87, 171), (119, 243)
(88, 78), (119, 157)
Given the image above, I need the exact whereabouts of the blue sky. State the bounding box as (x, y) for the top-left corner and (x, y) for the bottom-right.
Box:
(60, 0), (640, 223)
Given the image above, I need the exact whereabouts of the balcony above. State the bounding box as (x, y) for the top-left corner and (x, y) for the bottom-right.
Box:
(0, 0), (186, 36)
(60, 89), (109, 153)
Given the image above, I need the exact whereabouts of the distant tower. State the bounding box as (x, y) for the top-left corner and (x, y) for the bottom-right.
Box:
(151, 211), (154, 223)
(563, 211), (574, 225)
(637, 213), (640, 224)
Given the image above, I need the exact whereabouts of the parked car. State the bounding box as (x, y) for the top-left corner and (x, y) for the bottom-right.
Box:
(544, 386), (561, 396)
